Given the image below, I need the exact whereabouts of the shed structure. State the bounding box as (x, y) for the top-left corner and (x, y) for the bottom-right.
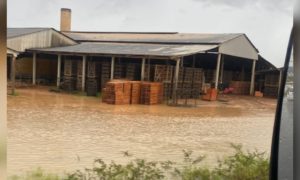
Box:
(6, 28), (77, 92)
(25, 31), (260, 104)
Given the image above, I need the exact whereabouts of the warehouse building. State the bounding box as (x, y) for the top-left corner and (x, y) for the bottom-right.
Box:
(7, 8), (279, 104)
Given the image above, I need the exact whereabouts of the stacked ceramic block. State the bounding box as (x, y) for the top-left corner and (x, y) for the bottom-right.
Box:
(102, 80), (163, 105)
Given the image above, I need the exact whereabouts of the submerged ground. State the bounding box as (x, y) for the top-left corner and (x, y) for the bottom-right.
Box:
(7, 87), (276, 175)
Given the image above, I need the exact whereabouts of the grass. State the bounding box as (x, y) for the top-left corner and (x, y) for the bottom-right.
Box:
(10, 144), (269, 180)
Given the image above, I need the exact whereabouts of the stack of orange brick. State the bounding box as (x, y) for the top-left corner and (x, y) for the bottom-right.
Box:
(102, 81), (127, 105)
(130, 81), (141, 104)
(140, 82), (163, 105)
(102, 80), (163, 105)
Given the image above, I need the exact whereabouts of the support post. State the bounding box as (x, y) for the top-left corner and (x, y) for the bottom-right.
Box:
(220, 56), (224, 84)
(82, 55), (86, 91)
(141, 57), (146, 81)
(147, 58), (150, 81)
(110, 56), (115, 80)
(250, 59), (256, 95)
(32, 52), (36, 85)
(11, 56), (16, 95)
(56, 55), (61, 87)
(278, 69), (283, 95)
(215, 53), (221, 89)
(172, 58), (180, 104)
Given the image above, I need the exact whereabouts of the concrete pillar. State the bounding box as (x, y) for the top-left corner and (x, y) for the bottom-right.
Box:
(172, 58), (180, 104)
(110, 56), (115, 80)
(56, 55), (62, 87)
(32, 52), (36, 85)
(11, 56), (16, 95)
(82, 55), (86, 91)
(141, 57), (146, 81)
(215, 53), (221, 89)
(250, 60), (256, 95)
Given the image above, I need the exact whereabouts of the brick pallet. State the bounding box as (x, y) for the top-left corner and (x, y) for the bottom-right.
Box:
(204, 69), (215, 83)
(126, 63), (137, 80)
(63, 76), (76, 91)
(103, 81), (127, 105)
(130, 81), (141, 104)
(63, 59), (77, 91)
(86, 78), (98, 96)
(229, 81), (250, 95)
(114, 63), (125, 79)
(264, 86), (278, 98)
(102, 80), (163, 105)
(154, 65), (173, 82)
(76, 60), (84, 91)
(140, 82), (163, 105)
(87, 61), (97, 78)
(76, 76), (82, 90)
(101, 61), (111, 90)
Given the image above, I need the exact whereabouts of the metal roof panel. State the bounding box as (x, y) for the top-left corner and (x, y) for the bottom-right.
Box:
(28, 42), (218, 57)
(63, 32), (242, 44)
(7, 28), (52, 38)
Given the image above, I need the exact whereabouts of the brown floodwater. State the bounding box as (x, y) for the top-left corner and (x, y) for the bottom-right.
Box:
(7, 87), (276, 175)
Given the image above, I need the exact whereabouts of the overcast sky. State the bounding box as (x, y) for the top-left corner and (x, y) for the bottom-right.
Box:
(8, 0), (293, 67)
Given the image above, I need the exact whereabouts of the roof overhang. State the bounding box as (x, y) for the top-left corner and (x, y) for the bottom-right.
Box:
(7, 48), (19, 57)
(27, 42), (218, 59)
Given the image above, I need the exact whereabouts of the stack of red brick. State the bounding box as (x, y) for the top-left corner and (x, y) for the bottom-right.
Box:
(102, 80), (130, 105)
(130, 81), (141, 104)
(102, 80), (163, 105)
(140, 82), (163, 105)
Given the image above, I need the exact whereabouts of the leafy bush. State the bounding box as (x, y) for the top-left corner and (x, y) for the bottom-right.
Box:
(212, 144), (269, 180)
(10, 144), (269, 180)
(66, 159), (165, 180)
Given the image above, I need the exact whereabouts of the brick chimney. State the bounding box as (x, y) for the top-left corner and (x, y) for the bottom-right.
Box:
(60, 8), (71, 31)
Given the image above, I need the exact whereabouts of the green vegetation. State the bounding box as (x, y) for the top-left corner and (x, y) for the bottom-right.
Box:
(10, 145), (269, 180)
(10, 168), (60, 180)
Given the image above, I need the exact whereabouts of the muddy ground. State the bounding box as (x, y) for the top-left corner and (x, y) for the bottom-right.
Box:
(7, 87), (276, 175)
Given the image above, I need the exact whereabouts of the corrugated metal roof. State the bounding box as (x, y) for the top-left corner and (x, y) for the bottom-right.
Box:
(28, 42), (218, 57)
(63, 32), (242, 44)
(7, 28), (51, 38)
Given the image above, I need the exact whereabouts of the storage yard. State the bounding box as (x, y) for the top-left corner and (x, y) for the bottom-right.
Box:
(6, 8), (280, 176)
(7, 87), (276, 175)
(6, 8), (282, 103)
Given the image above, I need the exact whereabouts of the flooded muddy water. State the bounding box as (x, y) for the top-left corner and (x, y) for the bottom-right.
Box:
(7, 87), (276, 175)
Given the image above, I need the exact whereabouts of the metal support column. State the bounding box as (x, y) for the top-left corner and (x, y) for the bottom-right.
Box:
(82, 55), (86, 91)
(110, 56), (115, 80)
(215, 53), (221, 89)
(141, 57), (146, 81)
(56, 55), (61, 87)
(32, 52), (36, 85)
(250, 59), (256, 95)
(172, 58), (180, 104)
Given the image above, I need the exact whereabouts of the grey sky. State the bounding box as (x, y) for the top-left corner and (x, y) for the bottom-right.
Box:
(8, 0), (293, 67)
